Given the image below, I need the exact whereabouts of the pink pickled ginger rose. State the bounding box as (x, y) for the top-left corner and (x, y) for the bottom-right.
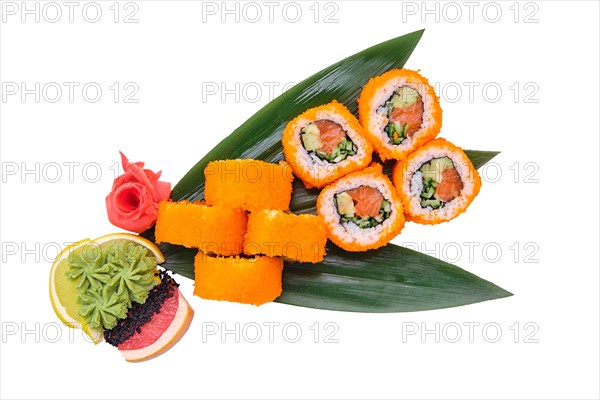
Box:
(105, 152), (171, 233)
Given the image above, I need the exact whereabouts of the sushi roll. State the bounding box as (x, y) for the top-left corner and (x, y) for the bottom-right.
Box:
(155, 201), (247, 256)
(204, 159), (293, 212)
(193, 252), (283, 306)
(317, 163), (405, 252)
(391, 138), (481, 224)
(244, 210), (327, 263)
(358, 69), (442, 161)
(283, 101), (373, 188)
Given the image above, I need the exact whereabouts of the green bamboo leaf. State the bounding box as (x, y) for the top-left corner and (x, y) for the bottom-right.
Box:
(170, 29), (425, 202)
(156, 239), (512, 313)
(279, 244), (511, 312)
(464, 150), (500, 170)
(146, 30), (512, 312)
(152, 149), (508, 312)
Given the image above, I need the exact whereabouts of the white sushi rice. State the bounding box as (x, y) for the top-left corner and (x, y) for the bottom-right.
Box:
(319, 172), (403, 248)
(288, 107), (370, 183)
(410, 170), (424, 197)
(367, 76), (437, 154)
(400, 145), (479, 222)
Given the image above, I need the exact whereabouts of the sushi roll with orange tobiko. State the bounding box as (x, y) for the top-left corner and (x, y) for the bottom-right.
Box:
(155, 201), (247, 256)
(358, 69), (442, 161)
(392, 138), (481, 224)
(244, 210), (327, 263)
(193, 253), (283, 306)
(283, 101), (373, 189)
(204, 159), (293, 212)
(317, 163), (405, 252)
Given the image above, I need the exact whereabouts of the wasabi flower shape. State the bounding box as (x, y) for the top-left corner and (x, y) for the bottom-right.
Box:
(66, 241), (159, 330)
(78, 286), (128, 330)
(105, 242), (158, 307)
(66, 245), (111, 292)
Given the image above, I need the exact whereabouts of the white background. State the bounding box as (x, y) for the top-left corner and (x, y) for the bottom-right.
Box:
(1, 1), (599, 399)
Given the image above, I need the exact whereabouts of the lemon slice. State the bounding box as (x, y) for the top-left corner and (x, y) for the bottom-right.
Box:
(49, 239), (104, 343)
(49, 233), (165, 344)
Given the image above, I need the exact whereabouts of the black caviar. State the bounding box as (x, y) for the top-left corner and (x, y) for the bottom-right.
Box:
(104, 270), (179, 347)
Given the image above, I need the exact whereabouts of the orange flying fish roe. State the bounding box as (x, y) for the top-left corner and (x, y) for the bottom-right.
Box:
(193, 252), (283, 306)
(244, 210), (327, 263)
(155, 201), (247, 256)
(204, 159), (294, 212)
